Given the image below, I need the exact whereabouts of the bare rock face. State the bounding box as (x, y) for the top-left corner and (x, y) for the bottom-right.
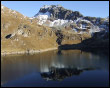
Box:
(84, 16), (109, 31)
(35, 5), (83, 20)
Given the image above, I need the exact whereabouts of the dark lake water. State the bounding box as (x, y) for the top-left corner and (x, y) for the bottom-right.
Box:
(1, 50), (109, 87)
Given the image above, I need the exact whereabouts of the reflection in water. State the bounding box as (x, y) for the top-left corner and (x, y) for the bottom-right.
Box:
(57, 50), (62, 55)
(41, 67), (95, 81)
(1, 50), (109, 87)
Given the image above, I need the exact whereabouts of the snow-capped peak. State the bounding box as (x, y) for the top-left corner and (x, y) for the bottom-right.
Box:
(33, 5), (109, 34)
(41, 5), (51, 9)
(34, 11), (51, 25)
(41, 5), (62, 9)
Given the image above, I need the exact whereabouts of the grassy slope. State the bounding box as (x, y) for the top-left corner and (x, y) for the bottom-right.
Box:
(1, 6), (58, 53)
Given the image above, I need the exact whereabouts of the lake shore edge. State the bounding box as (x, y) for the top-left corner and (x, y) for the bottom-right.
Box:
(1, 47), (58, 56)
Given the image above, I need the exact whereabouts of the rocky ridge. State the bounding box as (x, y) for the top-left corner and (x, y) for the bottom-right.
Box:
(33, 5), (109, 34)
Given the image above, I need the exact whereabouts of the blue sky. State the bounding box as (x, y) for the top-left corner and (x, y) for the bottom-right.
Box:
(1, 1), (109, 18)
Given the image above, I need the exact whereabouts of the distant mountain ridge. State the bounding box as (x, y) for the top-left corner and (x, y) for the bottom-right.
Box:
(34, 5), (83, 20)
(34, 5), (109, 34)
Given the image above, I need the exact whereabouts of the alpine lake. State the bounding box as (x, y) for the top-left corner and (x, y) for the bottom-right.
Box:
(1, 49), (109, 87)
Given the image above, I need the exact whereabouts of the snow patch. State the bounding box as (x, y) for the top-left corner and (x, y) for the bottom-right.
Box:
(49, 19), (70, 27)
(89, 26), (100, 33)
(35, 11), (51, 25)
(41, 5), (62, 10)
(1, 5), (4, 9)
(72, 28), (78, 32)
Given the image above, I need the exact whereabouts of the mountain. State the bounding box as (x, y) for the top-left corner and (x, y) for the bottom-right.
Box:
(34, 5), (83, 20)
(33, 5), (109, 34)
(33, 5), (109, 47)
(1, 5), (109, 54)
(1, 5), (58, 54)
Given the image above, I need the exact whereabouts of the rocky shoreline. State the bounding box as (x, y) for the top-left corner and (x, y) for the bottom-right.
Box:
(1, 47), (58, 56)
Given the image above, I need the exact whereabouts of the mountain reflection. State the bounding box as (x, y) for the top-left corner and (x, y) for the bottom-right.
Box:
(1, 50), (109, 85)
(41, 67), (95, 81)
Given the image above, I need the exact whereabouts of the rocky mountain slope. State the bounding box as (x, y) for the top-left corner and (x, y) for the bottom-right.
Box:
(33, 5), (109, 34)
(33, 5), (109, 48)
(1, 5), (58, 54)
(1, 4), (109, 54)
